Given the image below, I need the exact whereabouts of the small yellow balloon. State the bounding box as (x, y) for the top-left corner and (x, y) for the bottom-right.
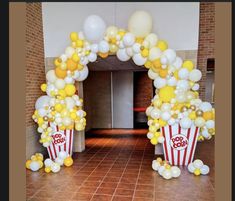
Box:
(38, 160), (43, 168)
(141, 48), (149, 57)
(135, 37), (144, 44)
(109, 44), (118, 53)
(71, 53), (80, 62)
(159, 86), (176, 103)
(203, 111), (213, 120)
(150, 137), (158, 145)
(54, 58), (62, 67)
(67, 59), (78, 71)
(64, 156), (73, 167)
(55, 67), (67, 79)
(144, 60), (153, 69)
(70, 112), (77, 120)
(64, 84), (76, 96)
(70, 32), (78, 42)
(76, 39), (84, 48)
(189, 111), (196, 120)
(55, 103), (63, 112)
(98, 52), (109, 58)
(44, 167), (51, 173)
(157, 40), (168, 51)
(152, 59), (161, 69)
(182, 60), (194, 71)
(40, 84), (47, 92)
(194, 168), (201, 176)
(159, 119), (167, 127)
(159, 69), (168, 78)
(26, 160), (31, 169)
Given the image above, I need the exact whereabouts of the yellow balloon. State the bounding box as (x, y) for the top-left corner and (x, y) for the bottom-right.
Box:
(76, 39), (84, 48)
(72, 53), (80, 62)
(182, 60), (194, 71)
(157, 40), (168, 51)
(54, 58), (62, 67)
(64, 157), (73, 167)
(70, 112), (77, 120)
(159, 86), (176, 103)
(70, 32), (78, 42)
(106, 26), (118, 38)
(159, 119), (167, 127)
(64, 84), (76, 96)
(67, 59), (78, 71)
(189, 111), (196, 120)
(55, 103), (63, 112)
(159, 69), (168, 78)
(150, 137), (158, 145)
(40, 84), (47, 92)
(149, 125), (157, 133)
(26, 160), (31, 169)
(141, 48), (149, 57)
(144, 60), (153, 69)
(194, 168), (201, 176)
(109, 44), (118, 53)
(203, 111), (213, 120)
(75, 123), (84, 131)
(44, 167), (51, 173)
(55, 67), (67, 79)
(38, 161), (43, 168)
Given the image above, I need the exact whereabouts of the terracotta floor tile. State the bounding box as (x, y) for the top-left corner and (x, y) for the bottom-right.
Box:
(90, 194), (112, 201)
(136, 184), (154, 191)
(78, 186), (98, 194)
(99, 182), (118, 189)
(114, 188), (134, 197)
(134, 190), (154, 198)
(103, 176), (120, 183)
(71, 193), (93, 201)
(117, 183), (136, 190)
(133, 198), (154, 201)
(95, 187), (116, 195)
(112, 196), (133, 201)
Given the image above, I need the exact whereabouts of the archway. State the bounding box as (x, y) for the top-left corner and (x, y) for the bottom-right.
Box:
(31, 11), (215, 172)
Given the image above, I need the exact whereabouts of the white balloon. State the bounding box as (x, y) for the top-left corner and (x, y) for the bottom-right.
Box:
(80, 57), (89, 65)
(177, 80), (190, 91)
(51, 163), (61, 173)
(148, 69), (159, 80)
(162, 169), (172, 180)
(158, 166), (165, 176)
(44, 158), (53, 167)
(168, 118), (176, 126)
(55, 117), (62, 124)
(163, 49), (176, 64)
(202, 129), (210, 139)
(171, 166), (181, 178)
(148, 47), (162, 61)
(152, 160), (161, 171)
(173, 57), (183, 69)
(76, 65), (89, 81)
(154, 77), (166, 89)
(195, 117), (205, 127)
(158, 136), (165, 143)
(144, 33), (158, 48)
(65, 97), (75, 109)
(30, 161), (40, 171)
(90, 44), (99, 53)
(167, 77), (177, 86)
(46, 70), (57, 83)
(150, 108), (161, 119)
(206, 120), (215, 129)
(161, 103), (171, 111)
(193, 159), (204, 169)
(55, 157), (64, 166)
(58, 151), (68, 160)
(145, 106), (154, 116)
(64, 76), (74, 84)
(132, 53), (147, 66)
(147, 132), (154, 139)
(65, 47), (75, 58)
(62, 117), (72, 126)
(160, 56), (168, 65)
(180, 117), (192, 129)
(192, 83), (200, 91)
(72, 70), (80, 80)
(178, 68), (189, 80)
(35, 96), (50, 110)
(98, 40), (109, 53)
(161, 111), (171, 121)
(188, 163), (196, 173)
(199, 102), (212, 112)
(176, 92), (187, 103)
(200, 165), (210, 175)
(189, 69), (202, 82)
(128, 10), (152, 37)
(123, 33), (135, 47)
(126, 47), (134, 57)
(38, 108), (47, 117)
(55, 79), (65, 89)
(88, 52), (97, 62)
(83, 15), (106, 43)
(43, 142), (50, 147)
(116, 49), (131, 61)
(132, 43), (141, 54)
(60, 54), (68, 62)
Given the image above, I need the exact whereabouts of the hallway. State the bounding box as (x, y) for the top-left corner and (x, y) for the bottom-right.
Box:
(26, 129), (214, 201)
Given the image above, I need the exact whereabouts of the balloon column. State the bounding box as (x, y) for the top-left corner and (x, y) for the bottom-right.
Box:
(32, 10), (215, 167)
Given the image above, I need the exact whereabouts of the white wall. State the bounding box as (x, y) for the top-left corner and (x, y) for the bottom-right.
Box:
(42, 2), (199, 57)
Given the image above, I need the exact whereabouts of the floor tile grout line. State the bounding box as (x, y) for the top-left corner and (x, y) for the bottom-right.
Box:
(89, 138), (131, 201)
(131, 141), (148, 201)
(110, 138), (140, 201)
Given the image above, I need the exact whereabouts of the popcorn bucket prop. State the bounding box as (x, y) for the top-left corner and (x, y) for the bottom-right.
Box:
(47, 122), (74, 161)
(161, 123), (199, 166)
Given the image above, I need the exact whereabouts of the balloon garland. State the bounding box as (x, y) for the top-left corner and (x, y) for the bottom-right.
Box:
(32, 10), (215, 152)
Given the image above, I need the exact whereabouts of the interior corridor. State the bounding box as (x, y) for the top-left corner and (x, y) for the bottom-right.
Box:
(26, 129), (214, 201)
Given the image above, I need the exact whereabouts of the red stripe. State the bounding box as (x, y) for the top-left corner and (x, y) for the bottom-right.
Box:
(178, 125), (181, 165)
(162, 127), (169, 161)
(48, 146), (54, 160)
(64, 130), (66, 152)
(52, 142), (57, 158)
(69, 130), (72, 155)
(56, 125), (59, 131)
(182, 128), (191, 166)
(187, 127), (199, 164)
(169, 125), (174, 165)
(59, 146), (61, 152)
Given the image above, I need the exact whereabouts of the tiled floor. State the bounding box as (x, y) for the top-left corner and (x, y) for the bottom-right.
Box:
(26, 129), (214, 201)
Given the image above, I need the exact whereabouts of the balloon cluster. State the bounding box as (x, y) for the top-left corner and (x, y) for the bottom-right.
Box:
(25, 153), (44, 172)
(33, 10), (215, 149)
(152, 157), (181, 180)
(44, 151), (73, 173)
(187, 159), (210, 176)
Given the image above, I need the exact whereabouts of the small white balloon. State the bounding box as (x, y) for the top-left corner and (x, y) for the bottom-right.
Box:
(161, 111), (171, 121)
(76, 65), (89, 81)
(154, 77), (166, 89)
(162, 169), (172, 180)
(64, 76), (75, 84)
(116, 49), (131, 61)
(177, 80), (190, 91)
(202, 129), (210, 138)
(171, 166), (181, 178)
(55, 79), (66, 89)
(147, 132), (154, 139)
(152, 160), (161, 171)
(65, 47), (75, 58)
(178, 68), (189, 80)
(38, 108), (47, 117)
(30, 161), (40, 172)
(145, 106), (154, 116)
(123, 33), (135, 47)
(189, 69), (202, 82)
(180, 117), (192, 129)
(188, 163), (195, 173)
(205, 120), (215, 129)
(199, 102), (212, 112)
(148, 47), (162, 61)
(173, 57), (183, 69)
(60, 54), (68, 62)
(160, 56), (168, 65)
(150, 108), (161, 119)
(90, 44), (99, 53)
(98, 40), (109, 53)
(51, 163), (61, 173)
(167, 77), (177, 86)
(55, 157), (64, 166)
(195, 117), (205, 127)
(87, 52), (97, 62)
(158, 166), (165, 176)
(132, 43), (141, 54)
(193, 159), (204, 169)
(163, 49), (176, 64)
(144, 33), (158, 48)
(46, 70), (57, 83)
(168, 118), (176, 126)
(161, 103), (171, 111)
(132, 53), (147, 66)
(158, 136), (165, 143)
(126, 47), (134, 57)
(148, 69), (159, 80)
(192, 83), (200, 91)
(200, 165), (210, 175)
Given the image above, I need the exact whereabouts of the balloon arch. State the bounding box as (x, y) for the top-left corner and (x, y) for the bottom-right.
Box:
(31, 11), (215, 172)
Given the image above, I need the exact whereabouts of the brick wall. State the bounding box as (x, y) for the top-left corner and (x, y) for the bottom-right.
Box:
(26, 3), (45, 127)
(134, 72), (153, 108)
(26, 3), (46, 158)
(197, 2), (215, 100)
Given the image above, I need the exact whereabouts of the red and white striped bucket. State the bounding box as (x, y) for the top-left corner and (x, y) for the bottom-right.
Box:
(47, 122), (74, 161)
(161, 123), (199, 166)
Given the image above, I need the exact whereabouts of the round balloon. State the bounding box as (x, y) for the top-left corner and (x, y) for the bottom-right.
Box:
(76, 65), (89, 81)
(35, 96), (50, 110)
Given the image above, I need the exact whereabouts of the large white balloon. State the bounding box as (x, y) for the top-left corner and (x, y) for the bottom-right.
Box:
(76, 65), (89, 82)
(35, 95), (50, 110)
(123, 33), (135, 47)
(132, 53), (147, 66)
(83, 15), (106, 43)
(148, 47), (162, 61)
(128, 10), (153, 37)
(116, 49), (131, 61)
(46, 70), (57, 83)
(154, 77), (166, 89)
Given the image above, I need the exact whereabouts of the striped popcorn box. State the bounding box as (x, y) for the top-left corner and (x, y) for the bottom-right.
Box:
(161, 123), (200, 166)
(47, 122), (74, 161)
